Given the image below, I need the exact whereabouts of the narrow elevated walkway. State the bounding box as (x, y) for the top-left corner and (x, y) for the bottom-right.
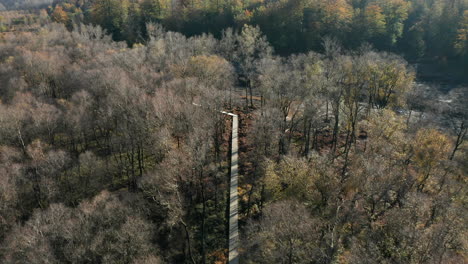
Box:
(228, 113), (239, 264)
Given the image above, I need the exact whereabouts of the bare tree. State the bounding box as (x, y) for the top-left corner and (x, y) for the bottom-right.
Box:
(243, 200), (322, 264)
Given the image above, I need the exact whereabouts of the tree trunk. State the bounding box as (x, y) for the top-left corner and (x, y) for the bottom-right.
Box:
(450, 122), (466, 160)
(246, 184), (255, 217)
(311, 129), (317, 152)
(332, 108), (340, 154)
(181, 220), (196, 264)
(138, 143), (143, 177)
(245, 83), (249, 108)
(229, 86), (232, 109)
(325, 100), (329, 122)
(406, 109), (412, 127)
(249, 80), (254, 108)
(304, 120), (312, 157)
(17, 127), (26, 154)
(288, 240), (294, 264)
(200, 171), (207, 264)
(260, 94), (264, 115)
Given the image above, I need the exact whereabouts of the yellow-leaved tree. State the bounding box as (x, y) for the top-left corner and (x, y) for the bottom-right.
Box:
(51, 6), (69, 25)
(263, 156), (323, 203)
(412, 129), (451, 193)
(455, 10), (468, 57)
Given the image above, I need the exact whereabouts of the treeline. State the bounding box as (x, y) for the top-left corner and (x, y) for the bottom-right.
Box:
(0, 10), (50, 32)
(0, 0), (53, 10)
(1, 20), (466, 263)
(47, 0), (468, 63)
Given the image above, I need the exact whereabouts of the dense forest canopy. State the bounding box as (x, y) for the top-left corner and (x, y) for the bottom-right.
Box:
(0, 0), (53, 10)
(0, 2), (467, 264)
(40, 0), (468, 65)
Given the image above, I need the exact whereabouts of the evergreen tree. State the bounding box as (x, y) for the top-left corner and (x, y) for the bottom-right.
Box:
(91, 0), (129, 40)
